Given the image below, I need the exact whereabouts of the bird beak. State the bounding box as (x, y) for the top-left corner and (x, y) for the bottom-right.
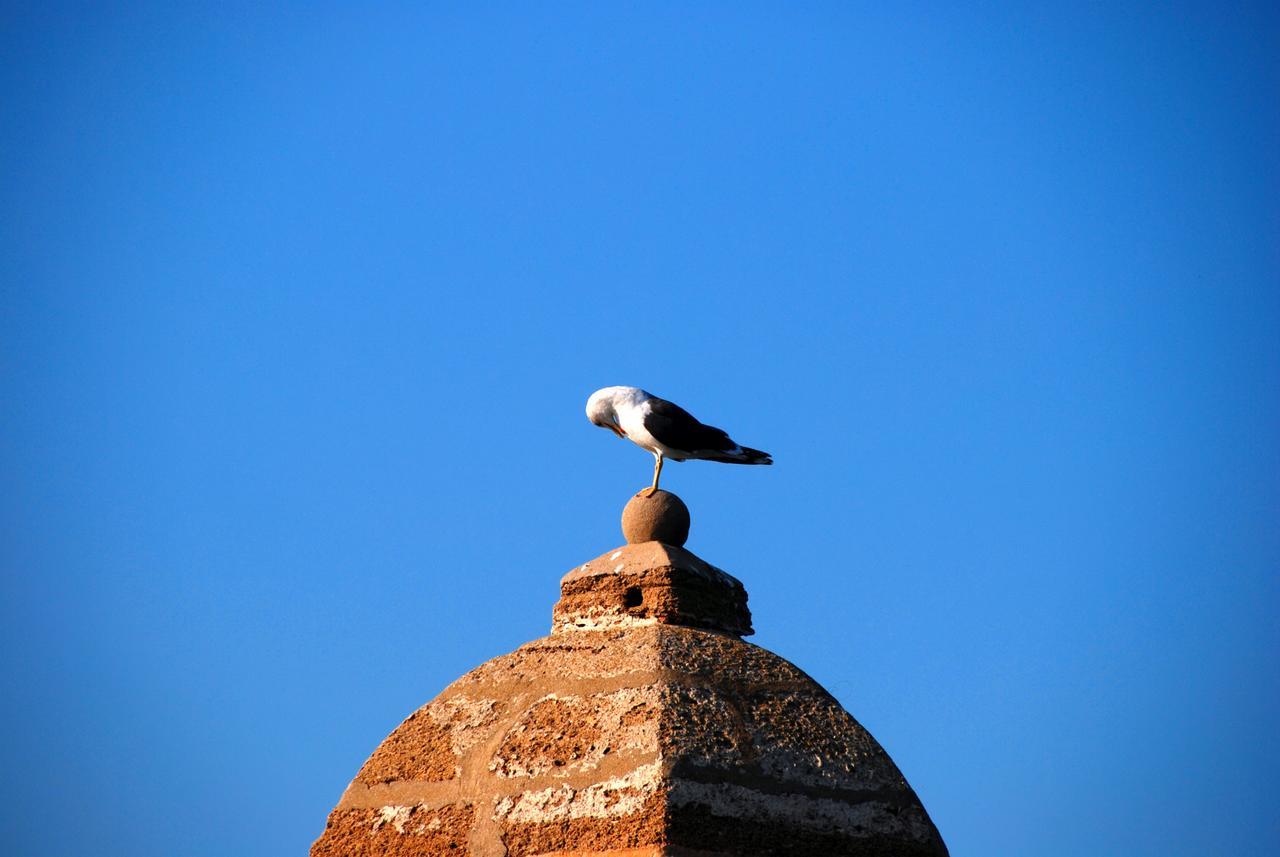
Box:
(610, 425), (626, 438)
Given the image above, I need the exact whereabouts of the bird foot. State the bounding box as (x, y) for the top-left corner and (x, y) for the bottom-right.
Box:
(640, 486), (659, 498)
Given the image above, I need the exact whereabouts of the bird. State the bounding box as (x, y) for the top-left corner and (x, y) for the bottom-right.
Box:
(585, 386), (772, 496)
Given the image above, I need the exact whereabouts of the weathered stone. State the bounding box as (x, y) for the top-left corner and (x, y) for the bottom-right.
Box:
(357, 695), (502, 785)
(315, 804), (473, 855)
(621, 490), (690, 546)
(553, 542), (752, 637)
(311, 542), (947, 856)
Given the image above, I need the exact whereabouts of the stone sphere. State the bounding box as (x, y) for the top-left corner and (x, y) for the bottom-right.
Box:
(621, 489), (691, 546)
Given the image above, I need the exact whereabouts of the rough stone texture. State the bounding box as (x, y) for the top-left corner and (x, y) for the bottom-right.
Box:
(621, 490), (690, 547)
(311, 544), (947, 857)
(314, 804), (473, 854)
(358, 696), (503, 785)
(553, 543), (752, 638)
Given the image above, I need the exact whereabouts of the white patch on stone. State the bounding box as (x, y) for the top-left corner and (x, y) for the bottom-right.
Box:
(559, 610), (659, 632)
(610, 550), (623, 561)
(493, 761), (663, 823)
(426, 694), (500, 757)
(614, 563), (626, 573)
(372, 803), (448, 837)
(373, 805), (414, 834)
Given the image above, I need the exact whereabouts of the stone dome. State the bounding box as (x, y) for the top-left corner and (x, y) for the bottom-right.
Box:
(311, 503), (947, 856)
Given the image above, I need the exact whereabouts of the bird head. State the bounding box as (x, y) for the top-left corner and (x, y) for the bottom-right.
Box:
(585, 387), (628, 438)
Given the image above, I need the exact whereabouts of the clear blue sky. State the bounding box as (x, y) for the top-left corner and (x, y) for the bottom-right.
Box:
(2, 4), (1276, 855)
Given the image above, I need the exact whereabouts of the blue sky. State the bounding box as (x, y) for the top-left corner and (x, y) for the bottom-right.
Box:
(1, 3), (1277, 855)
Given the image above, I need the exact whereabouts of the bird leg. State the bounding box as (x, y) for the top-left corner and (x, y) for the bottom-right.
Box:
(643, 453), (664, 497)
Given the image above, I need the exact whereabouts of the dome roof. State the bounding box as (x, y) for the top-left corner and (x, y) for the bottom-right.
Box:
(311, 523), (947, 856)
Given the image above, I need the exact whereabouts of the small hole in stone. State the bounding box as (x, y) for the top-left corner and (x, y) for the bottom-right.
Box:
(623, 586), (643, 608)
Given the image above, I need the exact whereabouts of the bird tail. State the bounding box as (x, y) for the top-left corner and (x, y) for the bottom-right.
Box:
(706, 446), (773, 465)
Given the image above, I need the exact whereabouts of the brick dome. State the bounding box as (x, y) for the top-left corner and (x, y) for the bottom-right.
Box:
(311, 505), (947, 856)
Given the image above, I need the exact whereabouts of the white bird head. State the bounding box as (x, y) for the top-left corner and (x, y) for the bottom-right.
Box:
(585, 386), (639, 438)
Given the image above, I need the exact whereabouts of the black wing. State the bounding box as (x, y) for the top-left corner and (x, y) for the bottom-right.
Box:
(642, 396), (737, 453)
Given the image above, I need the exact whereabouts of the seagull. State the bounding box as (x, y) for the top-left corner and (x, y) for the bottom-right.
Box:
(585, 386), (772, 496)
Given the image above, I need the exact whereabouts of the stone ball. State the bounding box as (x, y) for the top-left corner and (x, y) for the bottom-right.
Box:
(621, 489), (691, 546)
